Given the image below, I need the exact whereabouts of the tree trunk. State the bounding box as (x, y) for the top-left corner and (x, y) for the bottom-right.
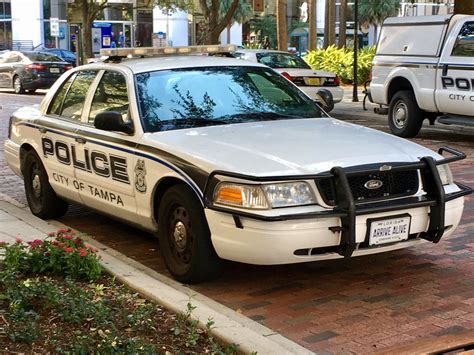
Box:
(308, 0), (317, 51)
(328, 0), (336, 46)
(454, 0), (474, 14)
(338, 0), (347, 48)
(277, 0), (287, 51)
(208, 28), (221, 44)
(324, 0), (329, 48)
(81, 0), (93, 60)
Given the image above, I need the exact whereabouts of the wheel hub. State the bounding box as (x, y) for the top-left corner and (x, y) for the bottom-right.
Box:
(394, 102), (408, 128)
(173, 221), (188, 251)
(32, 174), (41, 198)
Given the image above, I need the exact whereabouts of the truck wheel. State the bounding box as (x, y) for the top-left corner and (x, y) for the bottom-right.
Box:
(23, 151), (69, 219)
(388, 90), (424, 138)
(157, 185), (220, 283)
(13, 76), (25, 94)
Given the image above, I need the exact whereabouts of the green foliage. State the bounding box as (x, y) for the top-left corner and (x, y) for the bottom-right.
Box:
(304, 45), (376, 84)
(359, 0), (401, 26)
(249, 15), (278, 49)
(0, 229), (102, 281)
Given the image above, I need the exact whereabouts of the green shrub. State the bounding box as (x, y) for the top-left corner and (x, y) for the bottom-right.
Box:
(304, 45), (376, 84)
(0, 229), (102, 281)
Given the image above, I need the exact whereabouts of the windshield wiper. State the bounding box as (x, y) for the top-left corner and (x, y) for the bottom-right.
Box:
(158, 118), (230, 129)
(220, 111), (301, 121)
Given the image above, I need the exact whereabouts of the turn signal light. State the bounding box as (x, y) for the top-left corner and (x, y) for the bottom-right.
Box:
(215, 186), (243, 205)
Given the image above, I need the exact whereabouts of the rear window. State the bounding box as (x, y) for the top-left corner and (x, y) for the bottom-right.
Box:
(23, 52), (62, 62)
(256, 53), (310, 69)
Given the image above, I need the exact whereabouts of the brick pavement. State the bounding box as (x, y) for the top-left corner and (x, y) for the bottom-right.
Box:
(1, 92), (473, 353)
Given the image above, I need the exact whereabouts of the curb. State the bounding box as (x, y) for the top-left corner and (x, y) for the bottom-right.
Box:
(0, 198), (313, 354)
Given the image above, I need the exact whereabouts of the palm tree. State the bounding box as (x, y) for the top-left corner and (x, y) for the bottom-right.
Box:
(359, 0), (401, 44)
(324, 0), (336, 48)
(308, 0), (317, 50)
(277, 0), (288, 51)
(338, 0), (347, 48)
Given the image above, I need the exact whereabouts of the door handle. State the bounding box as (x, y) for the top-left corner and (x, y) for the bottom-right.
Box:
(38, 127), (47, 134)
(75, 136), (87, 144)
(442, 64), (449, 76)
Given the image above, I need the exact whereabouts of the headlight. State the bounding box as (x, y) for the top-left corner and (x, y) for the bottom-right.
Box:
(213, 181), (316, 209)
(437, 164), (453, 185)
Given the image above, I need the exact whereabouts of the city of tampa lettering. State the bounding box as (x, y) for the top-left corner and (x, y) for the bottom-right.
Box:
(41, 137), (130, 184)
(52, 173), (124, 206)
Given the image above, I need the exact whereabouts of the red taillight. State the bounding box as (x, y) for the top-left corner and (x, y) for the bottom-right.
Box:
(281, 71), (293, 81)
(64, 65), (73, 71)
(334, 75), (341, 86)
(26, 63), (46, 70)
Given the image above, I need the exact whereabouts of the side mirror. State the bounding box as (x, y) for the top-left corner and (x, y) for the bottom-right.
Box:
(94, 111), (134, 135)
(315, 89), (334, 113)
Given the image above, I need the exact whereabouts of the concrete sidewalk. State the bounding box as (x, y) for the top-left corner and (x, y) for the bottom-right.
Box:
(0, 193), (312, 355)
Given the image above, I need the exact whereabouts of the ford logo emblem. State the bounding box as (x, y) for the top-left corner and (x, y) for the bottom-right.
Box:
(364, 179), (383, 190)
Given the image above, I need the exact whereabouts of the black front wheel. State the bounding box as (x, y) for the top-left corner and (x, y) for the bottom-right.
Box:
(388, 90), (424, 138)
(23, 151), (69, 219)
(157, 185), (220, 283)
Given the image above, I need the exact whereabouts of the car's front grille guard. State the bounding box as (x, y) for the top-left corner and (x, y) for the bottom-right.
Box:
(203, 147), (472, 258)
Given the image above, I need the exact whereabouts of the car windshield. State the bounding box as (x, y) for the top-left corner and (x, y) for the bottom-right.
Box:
(136, 66), (323, 132)
(256, 53), (311, 69)
(24, 52), (62, 62)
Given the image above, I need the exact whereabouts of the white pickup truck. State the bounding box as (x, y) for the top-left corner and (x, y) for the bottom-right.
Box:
(370, 15), (474, 137)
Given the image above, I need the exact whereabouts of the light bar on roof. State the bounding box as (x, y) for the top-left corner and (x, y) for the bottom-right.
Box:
(100, 45), (236, 57)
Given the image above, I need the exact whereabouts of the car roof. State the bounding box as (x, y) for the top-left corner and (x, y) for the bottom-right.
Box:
(235, 49), (292, 55)
(81, 55), (268, 74)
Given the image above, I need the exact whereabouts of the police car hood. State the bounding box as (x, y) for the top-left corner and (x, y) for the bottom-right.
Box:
(144, 117), (439, 176)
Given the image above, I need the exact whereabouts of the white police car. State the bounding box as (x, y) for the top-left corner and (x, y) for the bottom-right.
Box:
(4, 45), (471, 283)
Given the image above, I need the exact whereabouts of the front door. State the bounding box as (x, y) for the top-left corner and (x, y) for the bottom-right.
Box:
(75, 69), (138, 220)
(436, 20), (474, 116)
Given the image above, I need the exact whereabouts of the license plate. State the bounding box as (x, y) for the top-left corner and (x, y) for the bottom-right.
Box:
(368, 215), (411, 246)
(304, 77), (320, 86)
(50, 68), (60, 73)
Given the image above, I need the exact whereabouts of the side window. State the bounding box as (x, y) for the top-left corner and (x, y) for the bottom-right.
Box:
(88, 71), (129, 123)
(60, 70), (97, 120)
(48, 73), (77, 115)
(452, 22), (474, 57)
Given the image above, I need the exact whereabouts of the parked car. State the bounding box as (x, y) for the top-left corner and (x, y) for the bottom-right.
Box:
(4, 45), (471, 283)
(37, 48), (77, 67)
(370, 14), (474, 137)
(234, 49), (344, 111)
(0, 51), (72, 94)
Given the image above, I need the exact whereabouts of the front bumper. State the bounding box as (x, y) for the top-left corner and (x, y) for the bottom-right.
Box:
(203, 147), (472, 265)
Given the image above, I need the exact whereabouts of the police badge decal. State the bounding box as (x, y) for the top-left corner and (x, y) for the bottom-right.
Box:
(134, 159), (147, 193)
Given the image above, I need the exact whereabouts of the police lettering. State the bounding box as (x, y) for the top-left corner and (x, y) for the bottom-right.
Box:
(42, 137), (130, 184)
(441, 77), (474, 91)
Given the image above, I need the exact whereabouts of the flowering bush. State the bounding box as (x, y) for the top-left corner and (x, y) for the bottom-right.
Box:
(0, 229), (102, 280)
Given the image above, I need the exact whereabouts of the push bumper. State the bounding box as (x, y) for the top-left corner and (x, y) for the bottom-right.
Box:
(203, 147), (472, 265)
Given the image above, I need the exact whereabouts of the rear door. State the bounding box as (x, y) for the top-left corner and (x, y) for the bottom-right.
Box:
(436, 20), (474, 116)
(39, 70), (98, 202)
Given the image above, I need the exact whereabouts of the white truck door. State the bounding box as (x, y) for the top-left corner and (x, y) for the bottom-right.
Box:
(436, 19), (474, 116)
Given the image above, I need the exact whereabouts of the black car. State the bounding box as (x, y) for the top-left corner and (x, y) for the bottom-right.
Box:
(37, 48), (77, 66)
(0, 51), (72, 94)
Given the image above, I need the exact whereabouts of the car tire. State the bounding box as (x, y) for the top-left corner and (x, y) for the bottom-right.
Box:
(157, 184), (220, 283)
(23, 151), (69, 219)
(388, 90), (424, 138)
(13, 76), (25, 94)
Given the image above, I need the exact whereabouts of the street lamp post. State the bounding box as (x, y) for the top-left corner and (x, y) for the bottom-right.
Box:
(352, 0), (359, 102)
